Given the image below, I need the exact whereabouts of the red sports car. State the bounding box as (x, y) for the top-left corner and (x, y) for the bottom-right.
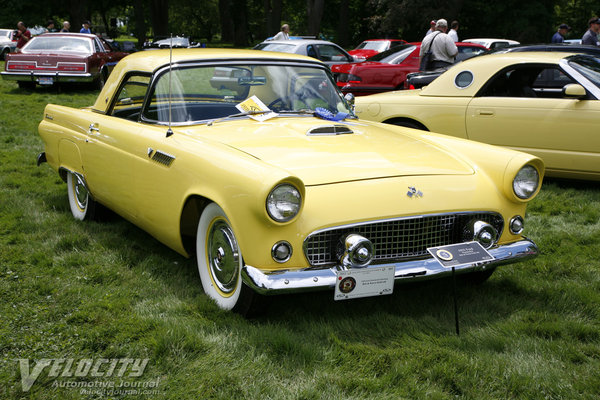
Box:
(332, 42), (488, 96)
(1, 33), (129, 89)
(348, 39), (407, 61)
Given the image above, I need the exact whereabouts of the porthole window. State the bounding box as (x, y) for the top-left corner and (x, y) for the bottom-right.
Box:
(455, 71), (474, 89)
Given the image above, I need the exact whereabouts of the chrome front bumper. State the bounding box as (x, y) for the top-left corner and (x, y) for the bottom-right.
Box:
(242, 238), (538, 295)
(1, 71), (94, 83)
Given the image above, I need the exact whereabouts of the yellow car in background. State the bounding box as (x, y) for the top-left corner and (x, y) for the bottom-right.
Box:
(356, 52), (600, 180)
(37, 49), (543, 314)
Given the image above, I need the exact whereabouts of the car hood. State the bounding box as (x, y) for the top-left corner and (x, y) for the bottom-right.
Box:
(184, 117), (474, 186)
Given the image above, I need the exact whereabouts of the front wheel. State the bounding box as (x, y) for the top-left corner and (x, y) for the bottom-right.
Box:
(196, 203), (266, 315)
(67, 171), (97, 220)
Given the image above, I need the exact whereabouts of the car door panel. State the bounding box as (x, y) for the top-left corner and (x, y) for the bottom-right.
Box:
(466, 97), (600, 174)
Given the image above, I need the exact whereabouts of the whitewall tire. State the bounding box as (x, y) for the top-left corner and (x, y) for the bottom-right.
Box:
(67, 171), (96, 220)
(196, 203), (244, 310)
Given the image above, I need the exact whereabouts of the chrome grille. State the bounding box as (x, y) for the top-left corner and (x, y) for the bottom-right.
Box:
(303, 212), (503, 266)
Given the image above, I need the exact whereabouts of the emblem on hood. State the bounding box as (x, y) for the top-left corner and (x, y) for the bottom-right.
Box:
(407, 186), (423, 198)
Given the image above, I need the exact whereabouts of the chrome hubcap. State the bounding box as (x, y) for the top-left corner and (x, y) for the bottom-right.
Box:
(73, 175), (88, 210)
(207, 220), (240, 294)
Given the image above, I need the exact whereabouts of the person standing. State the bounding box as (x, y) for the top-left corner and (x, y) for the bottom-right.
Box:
(420, 19), (458, 70)
(14, 22), (31, 52)
(582, 17), (600, 46)
(80, 20), (92, 34)
(45, 20), (57, 33)
(424, 20), (436, 37)
(272, 24), (290, 40)
(60, 21), (71, 32)
(551, 24), (570, 43)
(448, 20), (459, 42)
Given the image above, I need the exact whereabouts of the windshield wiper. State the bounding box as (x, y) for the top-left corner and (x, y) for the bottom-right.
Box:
(206, 110), (274, 126)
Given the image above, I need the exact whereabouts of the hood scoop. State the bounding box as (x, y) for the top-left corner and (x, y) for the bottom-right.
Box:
(307, 124), (353, 136)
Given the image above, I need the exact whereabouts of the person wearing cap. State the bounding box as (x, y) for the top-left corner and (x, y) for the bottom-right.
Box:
(582, 17), (600, 46)
(420, 19), (458, 70)
(80, 20), (92, 34)
(424, 20), (436, 37)
(551, 23), (570, 43)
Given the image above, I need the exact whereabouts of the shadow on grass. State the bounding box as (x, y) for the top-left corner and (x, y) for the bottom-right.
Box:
(5, 82), (99, 96)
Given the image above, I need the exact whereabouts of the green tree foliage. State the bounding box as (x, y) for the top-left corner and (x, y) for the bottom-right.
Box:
(1, 0), (600, 46)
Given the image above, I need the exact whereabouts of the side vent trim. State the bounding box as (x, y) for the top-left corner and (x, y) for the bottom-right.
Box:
(151, 150), (176, 166)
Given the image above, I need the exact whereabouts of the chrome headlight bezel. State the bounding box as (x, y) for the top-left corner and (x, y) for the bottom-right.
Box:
(266, 183), (302, 223)
(513, 165), (540, 200)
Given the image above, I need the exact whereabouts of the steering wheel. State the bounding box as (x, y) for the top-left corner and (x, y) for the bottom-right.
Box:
(267, 97), (290, 112)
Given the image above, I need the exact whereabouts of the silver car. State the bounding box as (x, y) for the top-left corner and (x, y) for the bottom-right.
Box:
(254, 39), (355, 67)
(0, 29), (17, 60)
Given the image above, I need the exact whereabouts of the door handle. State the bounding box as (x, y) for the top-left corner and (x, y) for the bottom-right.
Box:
(88, 123), (100, 135)
(477, 110), (495, 116)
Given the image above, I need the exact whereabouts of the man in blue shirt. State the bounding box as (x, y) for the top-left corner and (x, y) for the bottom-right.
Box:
(80, 20), (91, 34)
(551, 24), (570, 43)
(582, 18), (600, 46)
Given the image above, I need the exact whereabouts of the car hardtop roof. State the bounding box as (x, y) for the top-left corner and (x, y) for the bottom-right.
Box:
(37, 32), (99, 39)
(92, 48), (326, 113)
(259, 39), (342, 46)
(421, 51), (580, 97)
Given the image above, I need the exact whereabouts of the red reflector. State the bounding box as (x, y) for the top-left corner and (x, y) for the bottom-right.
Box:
(8, 63), (35, 70)
(409, 85), (415, 90)
(348, 80), (361, 84)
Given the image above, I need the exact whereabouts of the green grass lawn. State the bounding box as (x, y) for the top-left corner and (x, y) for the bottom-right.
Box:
(1, 63), (599, 399)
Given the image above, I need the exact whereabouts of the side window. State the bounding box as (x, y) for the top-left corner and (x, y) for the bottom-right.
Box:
(317, 45), (348, 62)
(110, 74), (151, 120)
(94, 38), (104, 53)
(479, 67), (541, 98)
(306, 45), (318, 59)
(456, 46), (487, 62)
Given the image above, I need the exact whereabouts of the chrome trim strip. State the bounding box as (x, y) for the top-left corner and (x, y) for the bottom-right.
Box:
(243, 238), (538, 295)
(1, 71), (94, 82)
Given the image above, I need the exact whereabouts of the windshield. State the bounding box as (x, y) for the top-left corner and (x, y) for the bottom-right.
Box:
(367, 45), (416, 63)
(22, 36), (92, 54)
(0, 29), (11, 39)
(356, 41), (388, 52)
(569, 55), (600, 88)
(143, 63), (353, 124)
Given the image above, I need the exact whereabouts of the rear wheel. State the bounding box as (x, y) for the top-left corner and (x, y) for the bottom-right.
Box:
(0, 48), (8, 61)
(67, 171), (97, 221)
(94, 69), (108, 90)
(196, 203), (266, 316)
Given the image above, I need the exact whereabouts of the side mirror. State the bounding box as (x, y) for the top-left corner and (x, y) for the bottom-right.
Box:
(563, 83), (586, 99)
(344, 92), (355, 113)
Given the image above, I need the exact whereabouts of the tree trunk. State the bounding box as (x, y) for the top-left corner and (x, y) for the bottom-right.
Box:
(219, 0), (234, 42)
(264, 0), (283, 38)
(306, 0), (324, 37)
(133, 0), (147, 47)
(232, 0), (248, 46)
(337, 0), (350, 46)
(151, 0), (169, 37)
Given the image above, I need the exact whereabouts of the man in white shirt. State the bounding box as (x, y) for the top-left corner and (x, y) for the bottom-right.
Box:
(424, 20), (436, 37)
(272, 24), (290, 40)
(419, 19), (458, 70)
(448, 20), (459, 42)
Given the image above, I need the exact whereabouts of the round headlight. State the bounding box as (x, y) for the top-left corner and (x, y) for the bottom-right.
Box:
(266, 184), (302, 222)
(513, 165), (539, 199)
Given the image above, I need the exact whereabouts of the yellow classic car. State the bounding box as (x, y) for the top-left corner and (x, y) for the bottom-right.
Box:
(38, 49), (544, 314)
(355, 52), (600, 180)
